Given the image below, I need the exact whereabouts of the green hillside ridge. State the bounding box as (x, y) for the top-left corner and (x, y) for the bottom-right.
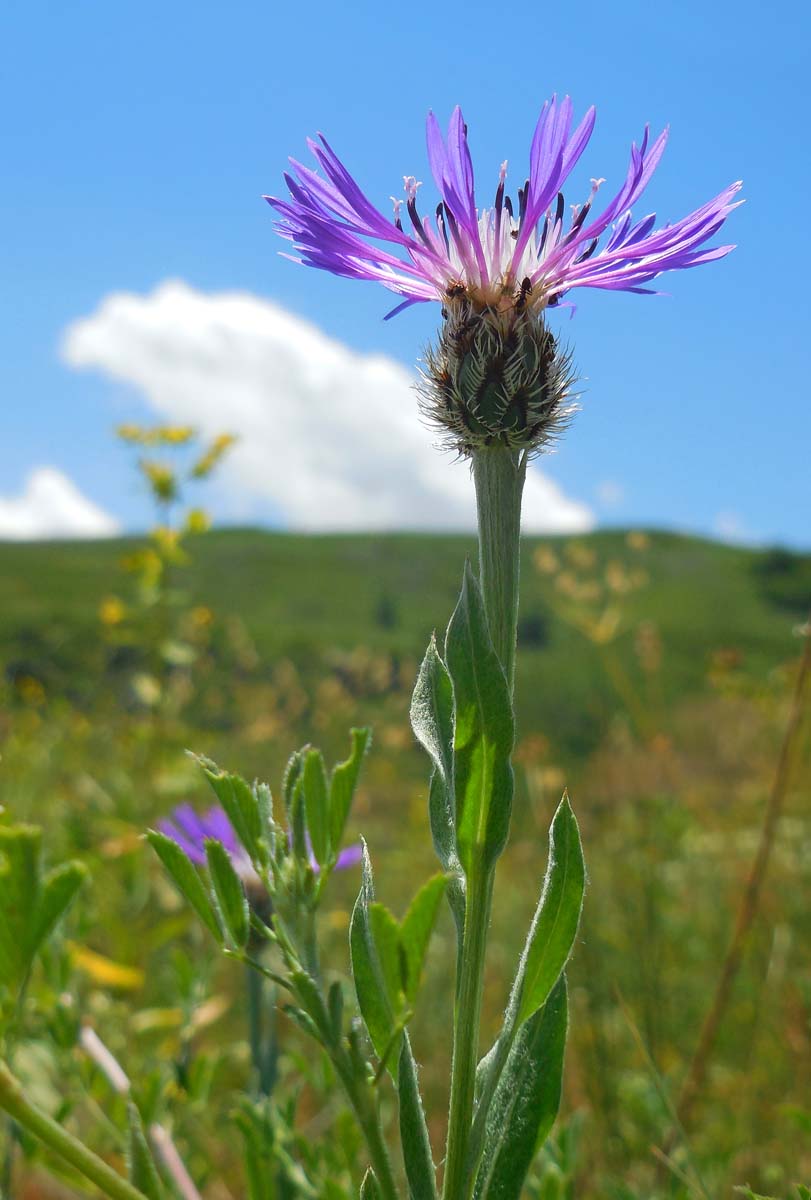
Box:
(1, 528), (808, 762)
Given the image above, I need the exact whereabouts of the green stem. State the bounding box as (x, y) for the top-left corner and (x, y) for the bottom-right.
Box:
(472, 448), (526, 692)
(333, 1055), (399, 1200)
(0, 1061), (148, 1200)
(442, 867), (494, 1200)
(246, 964), (278, 1098)
(442, 447), (526, 1200)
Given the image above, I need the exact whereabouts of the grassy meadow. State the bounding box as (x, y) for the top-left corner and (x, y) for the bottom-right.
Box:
(1, 525), (809, 1198)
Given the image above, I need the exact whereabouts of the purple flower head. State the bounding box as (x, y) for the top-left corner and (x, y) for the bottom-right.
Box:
(159, 803), (362, 888)
(266, 98), (741, 319)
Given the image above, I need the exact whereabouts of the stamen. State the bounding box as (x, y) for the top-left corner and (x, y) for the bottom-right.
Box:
(517, 178), (530, 224)
(407, 196), (431, 248)
(574, 237), (599, 263)
(499, 160), (508, 184)
(494, 182), (504, 245)
(562, 201), (592, 244)
(554, 192), (565, 227)
(403, 176), (423, 200)
(390, 197), (403, 231)
(436, 203), (450, 254)
(538, 214), (551, 256)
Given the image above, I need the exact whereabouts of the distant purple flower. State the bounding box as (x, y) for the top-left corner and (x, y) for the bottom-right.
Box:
(159, 804), (362, 884)
(266, 97), (741, 319)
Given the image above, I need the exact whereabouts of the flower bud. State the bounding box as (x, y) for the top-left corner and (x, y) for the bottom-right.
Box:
(417, 296), (578, 457)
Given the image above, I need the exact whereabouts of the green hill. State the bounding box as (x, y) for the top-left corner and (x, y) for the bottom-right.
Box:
(1, 527), (808, 760)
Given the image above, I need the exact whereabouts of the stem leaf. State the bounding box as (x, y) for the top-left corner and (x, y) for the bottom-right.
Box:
(360, 1168), (382, 1200)
(330, 727), (371, 852)
(400, 873), (448, 1004)
(205, 838), (249, 949)
(411, 636), (457, 872)
(473, 978), (568, 1200)
(31, 861), (88, 962)
(147, 830), (222, 942)
(445, 564), (514, 874)
(302, 748), (330, 867)
(201, 764), (266, 868)
(515, 795), (585, 1027)
(398, 1035), (438, 1200)
(350, 846), (401, 1080)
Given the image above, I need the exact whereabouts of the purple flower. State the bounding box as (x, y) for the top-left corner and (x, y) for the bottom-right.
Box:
(266, 97), (741, 319)
(159, 803), (362, 884)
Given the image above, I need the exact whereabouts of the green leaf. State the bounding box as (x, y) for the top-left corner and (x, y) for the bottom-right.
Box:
(329, 727), (371, 852)
(205, 840), (249, 948)
(411, 636), (457, 871)
(282, 749), (304, 821)
(202, 765), (266, 867)
(351, 854), (447, 1083)
(127, 1102), (163, 1200)
(360, 1169), (382, 1200)
(398, 1035), (438, 1200)
(0, 825), (41, 988)
(287, 773), (307, 862)
(303, 749), (330, 867)
(147, 830), (222, 941)
(400, 874), (448, 1004)
(445, 564), (514, 874)
(514, 796), (585, 1027)
(30, 861), (88, 958)
(473, 978), (568, 1200)
(349, 845), (400, 1079)
(369, 903), (405, 1010)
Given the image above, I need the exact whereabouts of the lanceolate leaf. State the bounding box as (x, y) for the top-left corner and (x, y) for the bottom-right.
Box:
(398, 1035), (438, 1200)
(0, 825), (41, 988)
(0, 827), (88, 996)
(445, 564), (514, 874)
(411, 636), (456, 871)
(330, 727), (371, 852)
(368, 903), (405, 1013)
(400, 874), (448, 1004)
(205, 839), (249, 948)
(202, 766), (265, 867)
(473, 978), (568, 1200)
(30, 861), (88, 959)
(350, 850), (446, 1081)
(147, 830), (222, 942)
(360, 1169), (382, 1200)
(411, 635), (454, 788)
(350, 846), (400, 1078)
(514, 796), (585, 1026)
(302, 748), (330, 867)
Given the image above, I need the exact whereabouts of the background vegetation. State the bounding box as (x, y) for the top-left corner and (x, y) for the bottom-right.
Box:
(1, 483), (809, 1197)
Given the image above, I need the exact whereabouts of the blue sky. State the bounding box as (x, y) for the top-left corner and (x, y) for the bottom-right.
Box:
(2, 0), (809, 544)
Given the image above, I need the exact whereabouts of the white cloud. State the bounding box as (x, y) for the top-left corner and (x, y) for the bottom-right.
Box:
(0, 468), (120, 541)
(61, 280), (594, 534)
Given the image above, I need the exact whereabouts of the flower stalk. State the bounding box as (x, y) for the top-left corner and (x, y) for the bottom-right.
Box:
(442, 446), (527, 1200)
(472, 447), (527, 692)
(443, 866), (495, 1200)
